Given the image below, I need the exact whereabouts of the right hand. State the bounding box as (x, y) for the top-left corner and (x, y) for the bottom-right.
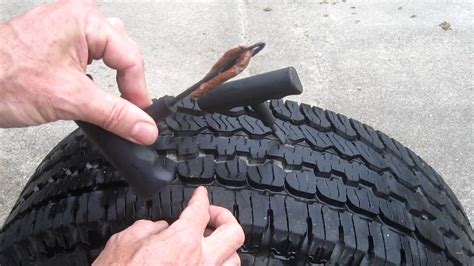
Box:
(93, 187), (245, 265)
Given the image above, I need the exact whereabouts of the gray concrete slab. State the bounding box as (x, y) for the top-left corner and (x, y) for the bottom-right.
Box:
(0, 0), (472, 226)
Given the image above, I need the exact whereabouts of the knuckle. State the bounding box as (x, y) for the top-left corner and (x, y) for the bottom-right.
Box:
(84, 16), (107, 59)
(235, 226), (245, 246)
(108, 232), (122, 243)
(129, 41), (143, 59)
(155, 220), (169, 227)
(220, 208), (233, 217)
(133, 219), (155, 228)
(107, 17), (124, 28)
(132, 48), (144, 67)
(102, 100), (127, 131)
(226, 226), (245, 247)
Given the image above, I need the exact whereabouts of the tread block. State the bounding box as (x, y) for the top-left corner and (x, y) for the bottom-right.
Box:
(76, 194), (89, 225)
(325, 111), (357, 140)
(87, 192), (105, 223)
(301, 125), (332, 149)
(443, 235), (467, 265)
(176, 137), (199, 156)
(196, 134), (218, 151)
(414, 217), (445, 250)
(352, 215), (370, 264)
(377, 131), (415, 168)
(238, 115), (272, 135)
(2, 100), (472, 266)
(368, 222), (388, 265)
(385, 154), (420, 189)
(168, 186), (184, 219)
(270, 100), (305, 123)
(248, 192), (270, 251)
(407, 148), (445, 188)
(400, 235), (421, 265)
(326, 133), (358, 157)
(175, 97), (203, 115)
(301, 104), (332, 132)
(381, 226), (401, 265)
(235, 190), (253, 249)
(282, 145), (305, 167)
(285, 170), (317, 199)
(425, 247), (447, 265)
(347, 187), (379, 216)
(210, 187), (235, 212)
(316, 178), (346, 206)
(321, 206), (340, 260)
(205, 113), (240, 133)
(275, 120), (305, 142)
(216, 159), (248, 186)
(353, 141), (387, 170)
(248, 162), (285, 191)
(157, 189), (172, 222)
(270, 195), (290, 255)
(215, 137), (238, 157)
(177, 156), (215, 184)
(249, 139), (270, 160)
(350, 119), (385, 152)
(166, 112), (206, 132)
(337, 212), (358, 265)
(285, 197), (309, 255)
(418, 174), (445, 208)
(379, 199), (415, 232)
(307, 202), (327, 261)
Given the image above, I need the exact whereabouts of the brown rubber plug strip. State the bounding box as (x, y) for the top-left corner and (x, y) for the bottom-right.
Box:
(191, 45), (253, 99)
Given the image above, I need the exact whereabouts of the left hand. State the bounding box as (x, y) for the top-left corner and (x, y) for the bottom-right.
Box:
(0, 0), (158, 145)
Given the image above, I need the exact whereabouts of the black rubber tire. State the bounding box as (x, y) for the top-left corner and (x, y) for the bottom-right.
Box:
(0, 99), (472, 265)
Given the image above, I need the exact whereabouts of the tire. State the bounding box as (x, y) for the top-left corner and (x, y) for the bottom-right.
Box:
(0, 98), (472, 265)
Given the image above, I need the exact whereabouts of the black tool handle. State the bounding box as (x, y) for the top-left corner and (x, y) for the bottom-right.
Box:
(197, 67), (303, 113)
(76, 96), (176, 198)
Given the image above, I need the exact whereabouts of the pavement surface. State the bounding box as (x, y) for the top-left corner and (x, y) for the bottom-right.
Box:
(0, 0), (472, 226)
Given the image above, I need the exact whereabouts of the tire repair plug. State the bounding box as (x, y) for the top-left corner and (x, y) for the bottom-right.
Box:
(77, 42), (303, 197)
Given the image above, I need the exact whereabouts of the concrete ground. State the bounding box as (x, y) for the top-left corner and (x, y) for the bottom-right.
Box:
(0, 0), (472, 225)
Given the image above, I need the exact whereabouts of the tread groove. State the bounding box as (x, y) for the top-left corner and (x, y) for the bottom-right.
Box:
(1, 99), (472, 265)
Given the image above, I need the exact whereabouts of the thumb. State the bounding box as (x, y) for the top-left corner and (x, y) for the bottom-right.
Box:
(77, 75), (158, 145)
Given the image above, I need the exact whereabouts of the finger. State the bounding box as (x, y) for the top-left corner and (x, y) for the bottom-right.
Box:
(204, 206), (245, 260)
(107, 17), (127, 36)
(116, 220), (169, 242)
(221, 253), (241, 266)
(76, 75), (158, 144)
(85, 15), (150, 108)
(174, 186), (210, 235)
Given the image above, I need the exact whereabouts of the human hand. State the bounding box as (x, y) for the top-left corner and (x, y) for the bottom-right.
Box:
(0, 0), (157, 145)
(93, 187), (245, 265)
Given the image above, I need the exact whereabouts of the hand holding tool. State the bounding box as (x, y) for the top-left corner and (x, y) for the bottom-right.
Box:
(77, 42), (303, 198)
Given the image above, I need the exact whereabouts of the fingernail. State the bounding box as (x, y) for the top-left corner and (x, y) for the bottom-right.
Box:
(131, 122), (158, 145)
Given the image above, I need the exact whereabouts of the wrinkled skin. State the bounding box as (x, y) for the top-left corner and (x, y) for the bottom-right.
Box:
(0, 0), (157, 144)
(94, 187), (244, 266)
(0, 1), (245, 265)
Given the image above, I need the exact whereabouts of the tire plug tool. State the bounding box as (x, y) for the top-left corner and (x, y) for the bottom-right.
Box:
(76, 42), (266, 198)
(196, 67), (303, 143)
(251, 102), (287, 143)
